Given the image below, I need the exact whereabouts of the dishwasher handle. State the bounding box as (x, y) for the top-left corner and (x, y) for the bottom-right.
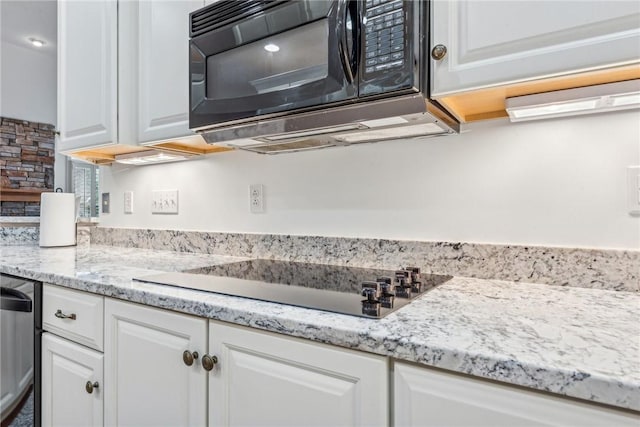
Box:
(0, 287), (33, 312)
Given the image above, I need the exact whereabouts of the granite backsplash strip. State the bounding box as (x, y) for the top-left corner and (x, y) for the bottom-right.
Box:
(90, 227), (639, 292)
(1, 226), (39, 245)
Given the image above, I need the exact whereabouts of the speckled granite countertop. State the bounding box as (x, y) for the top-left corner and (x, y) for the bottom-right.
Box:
(1, 244), (638, 411)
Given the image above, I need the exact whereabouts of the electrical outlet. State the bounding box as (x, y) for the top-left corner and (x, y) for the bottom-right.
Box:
(249, 184), (264, 213)
(124, 191), (133, 214)
(152, 190), (179, 214)
(101, 193), (110, 214)
(628, 166), (640, 215)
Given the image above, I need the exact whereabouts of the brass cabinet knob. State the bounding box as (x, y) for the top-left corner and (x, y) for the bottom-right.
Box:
(183, 350), (199, 366)
(202, 354), (218, 371)
(431, 44), (447, 61)
(55, 309), (76, 320)
(85, 381), (99, 394)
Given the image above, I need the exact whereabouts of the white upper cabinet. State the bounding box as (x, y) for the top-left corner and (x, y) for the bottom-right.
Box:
(57, 0), (205, 157)
(137, 0), (203, 143)
(57, 0), (118, 152)
(431, 0), (640, 97)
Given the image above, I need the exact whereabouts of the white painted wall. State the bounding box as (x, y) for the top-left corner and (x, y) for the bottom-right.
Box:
(0, 41), (56, 125)
(1, 40), (64, 193)
(1, 21), (65, 191)
(100, 111), (640, 250)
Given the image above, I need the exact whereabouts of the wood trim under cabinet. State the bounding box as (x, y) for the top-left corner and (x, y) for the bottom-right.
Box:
(66, 140), (233, 165)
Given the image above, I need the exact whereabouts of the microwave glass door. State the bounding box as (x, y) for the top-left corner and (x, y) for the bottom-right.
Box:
(190, 1), (359, 129)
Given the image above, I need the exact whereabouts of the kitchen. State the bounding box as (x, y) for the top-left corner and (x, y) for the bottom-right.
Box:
(0, 0), (639, 426)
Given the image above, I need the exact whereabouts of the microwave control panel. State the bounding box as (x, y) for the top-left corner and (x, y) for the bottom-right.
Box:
(363, 0), (406, 76)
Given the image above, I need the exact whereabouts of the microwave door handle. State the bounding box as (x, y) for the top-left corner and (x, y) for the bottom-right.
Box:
(349, 0), (360, 78)
(338, 0), (358, 83)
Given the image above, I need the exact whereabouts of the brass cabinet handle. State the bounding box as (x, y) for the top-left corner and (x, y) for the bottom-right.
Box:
(85, 381), (99, 394)
(431, 44), (447, 61)
(201, 354), (218, 371)
(183, 350), (199, 366)
(55, 309), (76, 320)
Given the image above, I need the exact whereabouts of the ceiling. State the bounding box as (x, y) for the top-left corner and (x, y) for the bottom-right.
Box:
(1, 0), (56, 56)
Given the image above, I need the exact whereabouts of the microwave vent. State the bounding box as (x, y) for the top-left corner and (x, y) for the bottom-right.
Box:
(190, 0), (285, 37)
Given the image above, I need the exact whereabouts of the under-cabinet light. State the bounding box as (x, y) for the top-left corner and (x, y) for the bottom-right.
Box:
(114, 150), (192, 165)
(334, 123), (447, 143)
(505, 79), (640, 122)
(263, 124), (361, 141)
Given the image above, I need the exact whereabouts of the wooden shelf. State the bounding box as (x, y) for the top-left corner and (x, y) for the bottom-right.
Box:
(0, 188), (52, 203)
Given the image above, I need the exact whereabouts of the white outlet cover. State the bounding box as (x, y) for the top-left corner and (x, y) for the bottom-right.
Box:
(249, 184), (264, 213)
(627, 166), (640, 215)
(152, 190), (179, 214)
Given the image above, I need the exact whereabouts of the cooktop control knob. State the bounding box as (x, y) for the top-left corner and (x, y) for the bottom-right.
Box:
(361, 281), (381, 301)
(377, 277), (395, 309)
(394, 270), (412, 298)
(405, 267), (423, 293)
(361, 281), (381, 317)
(376, 276), (395, 295)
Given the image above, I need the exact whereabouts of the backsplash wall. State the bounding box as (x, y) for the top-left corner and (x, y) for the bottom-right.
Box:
(99, 110), (640, 250)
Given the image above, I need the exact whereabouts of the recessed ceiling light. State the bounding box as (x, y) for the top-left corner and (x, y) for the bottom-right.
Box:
(29, 38), (45, 47)
(264, 43), (280, 53)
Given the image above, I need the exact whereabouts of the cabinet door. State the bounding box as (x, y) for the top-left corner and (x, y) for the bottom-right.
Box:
(394, 362), (639, 427)
(209, 321), (388, 427)
(431, 1), (640, 96)
(104, 299), (207, 426)
(41, 332), (103, 427)
(137, 0), (203, 143)
(57, 0), (118, 152)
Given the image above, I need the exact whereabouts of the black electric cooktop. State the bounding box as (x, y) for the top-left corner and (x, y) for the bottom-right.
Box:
(134, 259), (451, 319)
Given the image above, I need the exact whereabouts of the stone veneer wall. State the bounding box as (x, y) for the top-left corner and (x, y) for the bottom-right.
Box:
(0, 117), (55, 216)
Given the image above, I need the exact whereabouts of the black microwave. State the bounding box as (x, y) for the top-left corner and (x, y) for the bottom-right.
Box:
(189, 0), (426, 129)
(189, 0), (456, 154)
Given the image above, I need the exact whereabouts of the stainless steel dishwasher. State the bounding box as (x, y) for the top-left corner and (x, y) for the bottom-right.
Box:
(1, 274), (42, 427)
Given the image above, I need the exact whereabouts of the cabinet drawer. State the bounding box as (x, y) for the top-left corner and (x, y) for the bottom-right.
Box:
(43, 284), (104, 351)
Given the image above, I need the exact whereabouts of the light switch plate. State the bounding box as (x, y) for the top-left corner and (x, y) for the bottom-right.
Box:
(101, 193), (110, 214)
(124, 191), (133, 214)
(152, 190), (179, 214)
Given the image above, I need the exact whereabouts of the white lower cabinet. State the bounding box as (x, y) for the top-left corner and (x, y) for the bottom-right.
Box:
(104, 299), (208, 426)
(42, 289), (638, 427)
(394, 362), (639, 427)
(208, 320), (388, 427)
(103, 300), (387, 427)
(41, 332), (104, 427)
